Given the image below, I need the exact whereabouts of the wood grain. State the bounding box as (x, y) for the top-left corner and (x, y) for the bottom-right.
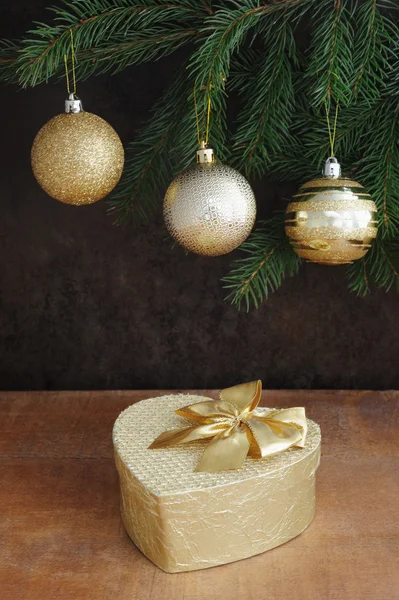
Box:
(1, 390), (398, 600)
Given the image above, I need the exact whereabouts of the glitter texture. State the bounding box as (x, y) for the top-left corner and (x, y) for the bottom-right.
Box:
(31, 112), (124, 205)
(163, 162), (256, 256)
(285, 176), (378, 265)
(113, 394), (321, 572)
(300, 177), (364, 189)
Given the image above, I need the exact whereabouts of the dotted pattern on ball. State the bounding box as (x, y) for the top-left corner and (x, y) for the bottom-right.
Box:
(113, 394), (321, 496)
(31, 112), (125, 205)
(163, 163), (256, 256)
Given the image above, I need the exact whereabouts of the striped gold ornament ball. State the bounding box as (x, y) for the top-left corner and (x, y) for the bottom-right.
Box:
(31, 112), (124, 205)
(285, 176), (378, 265)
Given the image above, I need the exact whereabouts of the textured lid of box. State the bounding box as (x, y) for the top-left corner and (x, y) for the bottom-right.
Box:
(113, 394), (321, 497)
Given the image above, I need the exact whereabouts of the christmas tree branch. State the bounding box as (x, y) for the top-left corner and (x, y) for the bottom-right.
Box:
(0, 40), (19, 84)
(223, 213), (302, 311)
(306, 0), (353, 106)
(0, 0), (205, 86)
(230, 18), (297, 178)
(347, 238), (399, 296)
(354, 98), (399, 238)
(352, 0), (388, 99)
(109, 68), (196, 224)
(265, 98), (376, 183)
(66, 30), (197, 80)
(2, 0), (399, 307)
(188, 0), (315, 148)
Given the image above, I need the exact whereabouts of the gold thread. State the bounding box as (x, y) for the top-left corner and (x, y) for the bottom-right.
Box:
(63, 54), (70, 95)
(193, 86), (201, 147)
(205, 95), (211, 145)
(64, 29), (77, 96)
(193, 85), (212, 147)
(325, 99), (339, 157)
(70, 29), (77, 95)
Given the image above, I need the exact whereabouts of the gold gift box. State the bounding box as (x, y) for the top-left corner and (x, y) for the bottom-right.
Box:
(113, 393), (321, 573)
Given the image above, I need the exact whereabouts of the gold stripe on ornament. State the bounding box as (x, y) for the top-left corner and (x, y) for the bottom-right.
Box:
(294, 252), (362, 264)
(292, 192), (372, 202)
(285, 225), (377, 241)
(287, 194), (377, 213)
(295, 187), (369, 196)
(299, 178), (364, 189)
(290, 242), (369, 264)
(294, 187), (369, 195)
(300, 256), (355, 265)
(289, 237), (373, 262)
(293, 241), (372, 251)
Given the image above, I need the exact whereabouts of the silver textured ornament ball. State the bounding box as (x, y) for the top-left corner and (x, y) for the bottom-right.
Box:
(164, 145), (256, 256)
(285, 157), (378, 265)
(31, 94), (124, 205)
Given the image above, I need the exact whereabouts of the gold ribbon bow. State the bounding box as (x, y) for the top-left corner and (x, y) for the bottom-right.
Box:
(149, 380), (307, 472)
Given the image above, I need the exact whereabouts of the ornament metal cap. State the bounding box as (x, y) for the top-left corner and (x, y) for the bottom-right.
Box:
(65, 93), (83, 114)
(196, 141), (215, 165)
(323, 156), (341, 179)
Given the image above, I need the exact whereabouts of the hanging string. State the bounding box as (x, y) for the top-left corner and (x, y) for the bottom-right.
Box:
(205, 94), (211, 145)
(325, 99), (339, 157)
(64, 29), (77, 95)
(193, 84), (211, 146)
(193, 86), (201, 147)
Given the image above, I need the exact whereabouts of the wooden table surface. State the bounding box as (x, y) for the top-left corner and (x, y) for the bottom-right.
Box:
(1, 390), (398, 600)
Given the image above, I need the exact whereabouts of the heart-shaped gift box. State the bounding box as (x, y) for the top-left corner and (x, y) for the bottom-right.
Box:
(113, 391), (321, 573)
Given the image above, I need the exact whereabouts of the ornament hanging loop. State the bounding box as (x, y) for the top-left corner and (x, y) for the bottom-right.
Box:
(323, 156), (341, 178)
(65, 92), (83, 114)
(196, 141), (215, 165)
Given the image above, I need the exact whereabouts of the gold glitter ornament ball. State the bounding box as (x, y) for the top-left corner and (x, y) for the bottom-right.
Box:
(285, 157), (378, 265)
(164, 146), (256, 256)
(31, 103), (124, 205)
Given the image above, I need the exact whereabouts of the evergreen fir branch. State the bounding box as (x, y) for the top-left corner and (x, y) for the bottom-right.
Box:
(230, 19), (297, 178)
(2, 0), (399, 306)
(190, 1), (268, 96)
(190, 0), (316, 93)
(188, 0), (314, 157)
(188, 1), (264, 157)
(306, 0), (354, 106)
(377, 239), (399, 291)
(223, 213), (302, 311)
(109, 58), (229, 225)
(0, 40), (20, 83)
(266, 98), (378, 183)
(347, 237), (399, 296)
(351, 0), (392, 101)
(109, 68), (196, 225)
(354, 98), (399, 237)
(266, 4), (398, 180)
(62, 30), (198, 80)
(384, 11), (399, 101)
(346, 256), (370, 297)
(0, 0), (205, 86)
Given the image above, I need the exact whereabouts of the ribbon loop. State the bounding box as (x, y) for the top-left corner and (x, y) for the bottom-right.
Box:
(220, 380), (261, 415)
(176, 400), (238, 422)
(149, 380), (307, 472)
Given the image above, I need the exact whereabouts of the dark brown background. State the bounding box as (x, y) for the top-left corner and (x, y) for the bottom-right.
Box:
(1, 0), (398, 391)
